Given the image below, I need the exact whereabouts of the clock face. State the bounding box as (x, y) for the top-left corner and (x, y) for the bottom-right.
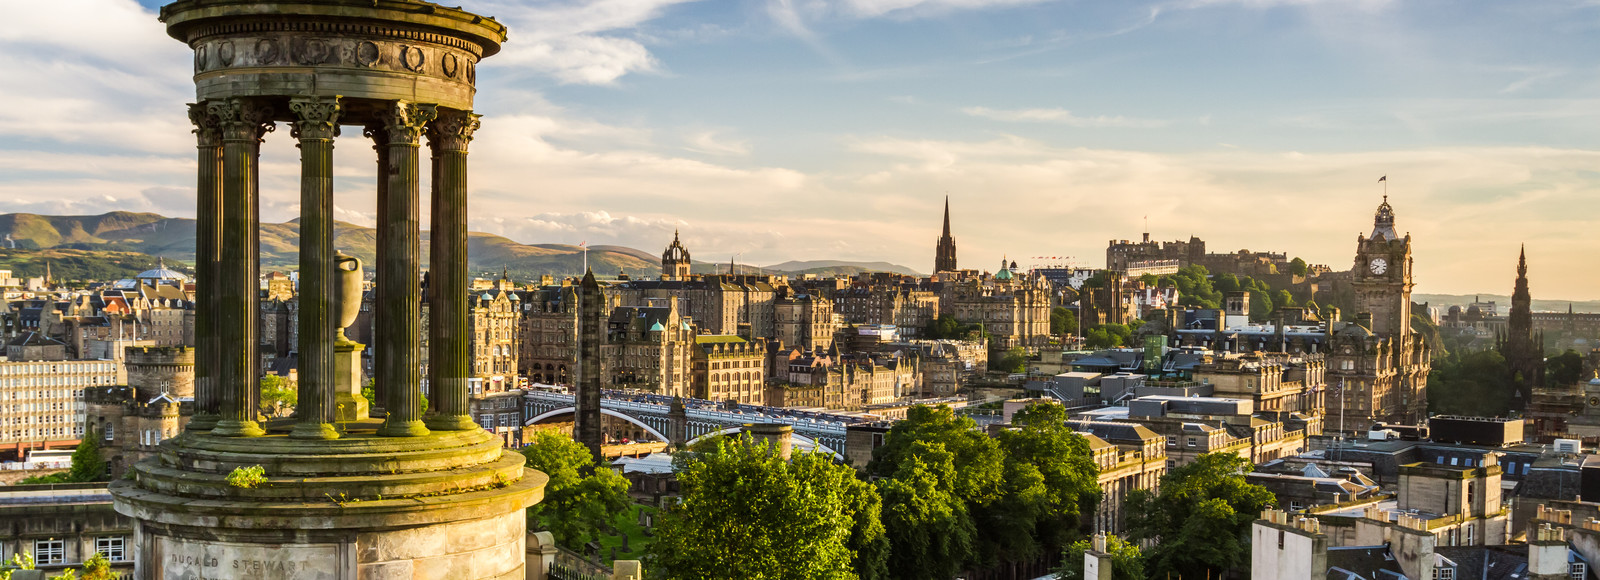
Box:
(1370, 258), (1388, 274)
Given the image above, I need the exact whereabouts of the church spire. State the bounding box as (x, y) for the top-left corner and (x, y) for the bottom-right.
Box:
(935, 196), (958, 273)
(942, 196), (951, 237)
(1518, 244), (1527, 278)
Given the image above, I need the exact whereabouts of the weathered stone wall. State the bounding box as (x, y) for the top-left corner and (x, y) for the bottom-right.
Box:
(139, 509), (526, 580)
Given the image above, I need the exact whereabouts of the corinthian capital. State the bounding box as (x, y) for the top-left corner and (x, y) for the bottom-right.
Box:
(208, 98), (275, 143)
(289, 96), (342, 141)
(379, 101), (437, 146)
(427, 109), (481, 153)
(188, 103), (222, 148)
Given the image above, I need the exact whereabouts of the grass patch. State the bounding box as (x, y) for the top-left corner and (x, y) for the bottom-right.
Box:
(597, 503), (657, 564)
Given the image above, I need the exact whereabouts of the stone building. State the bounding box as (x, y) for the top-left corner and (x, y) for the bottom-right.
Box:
(0, 484), (136, 578)
(518, 285), (579, 385)
(469, 278), (520, 393)
(661, 230), (692, 281)
(773, 290), (835, 352)
(1193, 352), (1327, 420)
(834, 285), (939, 338)
(1, 355), (118, 459)
(948, 259), (1052, 350)
(604, 301), (694, 397)
(84, 346), (194, 477)
(1069, 420), (1167, 534)
(693, 335), (766, 405)
(1331, 197), (1430, 425)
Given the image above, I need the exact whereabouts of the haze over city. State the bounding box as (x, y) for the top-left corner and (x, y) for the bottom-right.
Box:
(3, 0), (1599, 297)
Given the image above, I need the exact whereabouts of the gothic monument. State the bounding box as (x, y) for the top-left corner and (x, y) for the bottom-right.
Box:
(108, 1), (545, 578)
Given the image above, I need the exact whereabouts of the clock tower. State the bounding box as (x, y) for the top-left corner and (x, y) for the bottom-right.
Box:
(1352, 196), (1414, 336)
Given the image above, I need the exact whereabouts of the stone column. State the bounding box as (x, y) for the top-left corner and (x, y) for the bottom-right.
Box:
(208, 97), (271, 438)
(185, 103), (223, 432)
(363, 124), (390, 417)
(376, 101), (436, 438)
(425, 109), (481, 431)
(576, 270), (605, 462)
(289, 96), (342, 440)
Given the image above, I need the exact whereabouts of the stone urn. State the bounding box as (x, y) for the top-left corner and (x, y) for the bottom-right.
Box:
(335, 251), (363, 344)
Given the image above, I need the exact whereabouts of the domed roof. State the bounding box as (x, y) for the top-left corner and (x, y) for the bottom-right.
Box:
(650, 321), (666, 332)
(136, 258), (188, 283)
(1589, 371), (1600, 387)
(996, 268), (1013, 281)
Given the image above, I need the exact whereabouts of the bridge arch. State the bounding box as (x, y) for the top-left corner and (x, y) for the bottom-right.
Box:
(684, 426), (843, 460)
(524, 407), (669, 443)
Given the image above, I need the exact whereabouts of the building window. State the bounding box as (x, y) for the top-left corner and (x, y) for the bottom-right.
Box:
(1571, 563), (1587, 580)
(96, 536), (126, 562)
(1187, 437), (1197, 447)
(1434, 568), (1454, 580)
(34, 539), (64, 565)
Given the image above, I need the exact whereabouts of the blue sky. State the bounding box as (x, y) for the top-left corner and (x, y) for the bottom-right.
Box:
(5, 0), (1600, 299)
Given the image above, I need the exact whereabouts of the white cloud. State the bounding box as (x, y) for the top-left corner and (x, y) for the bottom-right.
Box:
(833, 0), (1056, 19)
(684, 131), (751, 156)
(475, 0), (697, 85)
(962, 106), (1169, 127)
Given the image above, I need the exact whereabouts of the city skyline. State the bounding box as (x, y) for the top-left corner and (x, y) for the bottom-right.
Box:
(3, 0), (1599, 298)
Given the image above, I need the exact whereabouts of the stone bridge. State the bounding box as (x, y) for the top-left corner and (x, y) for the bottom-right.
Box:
(522, 389), (853, 455)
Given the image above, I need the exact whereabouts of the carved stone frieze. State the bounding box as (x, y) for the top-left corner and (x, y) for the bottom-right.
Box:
(289, 96), (343, 141)
(192, 33), (479, 87)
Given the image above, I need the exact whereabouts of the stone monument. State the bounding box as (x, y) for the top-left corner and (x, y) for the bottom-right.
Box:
(109, 1), (545, 578)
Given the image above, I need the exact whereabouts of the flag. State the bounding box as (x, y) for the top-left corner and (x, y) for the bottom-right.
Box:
(1378, 176), (1387, 182)
(579, 241), (587, 248)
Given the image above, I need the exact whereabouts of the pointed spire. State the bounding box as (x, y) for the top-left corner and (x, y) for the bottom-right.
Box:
(1518, 244), (1528, 277)
(942, 195), (951, 237)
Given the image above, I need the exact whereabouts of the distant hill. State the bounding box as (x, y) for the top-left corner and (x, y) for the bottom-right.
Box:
(0, 212), (917, 282)
(0, 248), (162, 282)
(1414, 293), (1600, 314)
(761, 260), (922, 277)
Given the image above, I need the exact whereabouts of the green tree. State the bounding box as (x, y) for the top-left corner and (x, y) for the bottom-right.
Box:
(869, 405), (1005, 508)
(990, 347), (1029, 373)
(1549, 350), (1585, 386)
(1427, 350), (1516, 417)
(68, 426), (106, 483)
(1083, 328), (1121, 349)
(1275, 289), (1296, 310)
(78, 553), (114, 580)
(1056, 534), (1144, 580)
(649, 436), (884, 580)
(1050, 307), (1078, 336)
(259, 375), (297, 416)
(1125, 453), (1274, 578)
(984, 403), (1101, 564)
(878, 441), (976, 580)
(1289, 257), (1309, 277)
(1137, 273), (1159, 287)
(1249, 292), (1274, 322)
(518, 432), (632, 551)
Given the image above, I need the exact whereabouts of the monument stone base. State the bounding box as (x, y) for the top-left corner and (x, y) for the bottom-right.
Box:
(111, 424), (544, 580)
